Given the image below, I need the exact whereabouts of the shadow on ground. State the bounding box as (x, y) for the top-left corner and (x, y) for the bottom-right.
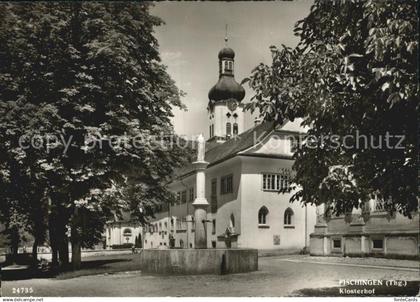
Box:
(1, 257), (134, 281)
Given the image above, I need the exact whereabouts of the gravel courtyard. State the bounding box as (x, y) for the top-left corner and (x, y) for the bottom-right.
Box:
(2, 254), (418, 297)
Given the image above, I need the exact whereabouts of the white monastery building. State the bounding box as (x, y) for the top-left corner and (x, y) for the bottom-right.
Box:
(140, 44), (317, 251)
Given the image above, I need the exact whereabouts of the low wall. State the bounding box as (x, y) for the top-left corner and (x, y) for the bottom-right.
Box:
(310, 233), (419, 259)
(139, 248), (258, 275)
(0, 248), (133, 264)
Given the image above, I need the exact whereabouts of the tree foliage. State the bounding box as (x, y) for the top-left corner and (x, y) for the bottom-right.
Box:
(245, 0), (418, 217)
(0, 2), (188, 265)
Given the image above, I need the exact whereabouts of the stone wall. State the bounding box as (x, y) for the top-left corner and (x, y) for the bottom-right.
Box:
(310, 210), (419, 259)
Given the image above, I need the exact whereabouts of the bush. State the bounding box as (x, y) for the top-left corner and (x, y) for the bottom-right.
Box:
(110, 243), (133, 249)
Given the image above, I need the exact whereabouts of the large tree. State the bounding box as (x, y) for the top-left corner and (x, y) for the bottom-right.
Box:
(244, 0), (418, 218)
(0, 2), (187, 269)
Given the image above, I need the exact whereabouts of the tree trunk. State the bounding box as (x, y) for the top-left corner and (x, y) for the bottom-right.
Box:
(32, 238), (38, 266)
(70, 207), (82, 270)
(48, 221), (59, 267)
(10, 226), (20, 264)
(71, 237), (81, 270)
(58, 238), (69, 268)
(57, 222), (69, 269)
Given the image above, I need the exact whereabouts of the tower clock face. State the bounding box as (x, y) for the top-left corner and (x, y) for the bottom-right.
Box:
(227, 100), (238, 111)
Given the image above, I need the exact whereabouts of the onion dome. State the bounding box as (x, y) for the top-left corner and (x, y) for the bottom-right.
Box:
(209, 46), (245, 103)
(208, 76), (245, 102)
(218, 47), (235, 60)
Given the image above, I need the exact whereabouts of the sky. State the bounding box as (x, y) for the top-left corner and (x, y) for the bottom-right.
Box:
(150, 1), (313, 138)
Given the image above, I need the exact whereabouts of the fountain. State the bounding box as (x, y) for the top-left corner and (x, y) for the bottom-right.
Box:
(139, 134), (258, 274)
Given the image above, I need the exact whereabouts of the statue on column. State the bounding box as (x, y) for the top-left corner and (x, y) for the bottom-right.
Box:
(197, 134), (205, 162)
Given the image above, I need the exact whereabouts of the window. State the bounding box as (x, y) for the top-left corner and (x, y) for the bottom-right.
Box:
(226, 122), (232, 136)
(258, 206), (269, 225)
(221, 174), (233, 194)
(223, 60), (233, 73)
(212, 219), (216, 235)
(233, 123), (238, 135)
(189, 187), (194, 202)
(211, 178), (217, 212)
(181, 190), (187, 204)
(211, 178), (217, 197)
(123, 228), (132, 237)
(211, 124), (214, 138)
(372, 239), (384, 250)
(228, 61), (233, 71)
(262, 172), (290, 191)
(229, 214), (235, 229)
(284, 208), (294, 226)
(333, 239), (341, 249)
(176, 192), (181, 204)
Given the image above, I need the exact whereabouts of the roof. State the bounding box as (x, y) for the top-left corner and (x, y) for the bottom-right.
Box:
(218, 47), (235, 59)
(173, 121), (277, 179)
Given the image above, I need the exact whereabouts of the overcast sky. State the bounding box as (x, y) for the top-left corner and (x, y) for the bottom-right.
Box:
(151, 1), (313, 138)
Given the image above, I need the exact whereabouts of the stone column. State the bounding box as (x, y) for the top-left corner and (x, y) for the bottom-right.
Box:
(192, 134), (209, 249)
(310, 204), (329, 256)
(314, 204), (328, 234)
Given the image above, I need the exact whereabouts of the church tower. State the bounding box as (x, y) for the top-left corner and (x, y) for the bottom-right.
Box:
(208, 36), (245, 142)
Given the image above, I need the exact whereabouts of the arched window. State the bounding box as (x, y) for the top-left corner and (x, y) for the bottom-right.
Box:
(284, 208), (294, 225)
(229, 214), (235, 228)
(233, 123), (238, 135)
(226, 122), (232, 136)
(258, 206), (269, 225)
(123, 228), (132, 237)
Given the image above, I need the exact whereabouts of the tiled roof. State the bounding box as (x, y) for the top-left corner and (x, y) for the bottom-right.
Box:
(173, 121), (276, 179)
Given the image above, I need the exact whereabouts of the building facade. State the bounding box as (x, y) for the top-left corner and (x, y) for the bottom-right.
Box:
(310, 198), (419, 259)
(142, 44), (316, 251)
(105, 213), (143, 249)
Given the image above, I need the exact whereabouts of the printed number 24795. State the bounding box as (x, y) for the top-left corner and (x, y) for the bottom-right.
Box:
(12, 287), (34, 294)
